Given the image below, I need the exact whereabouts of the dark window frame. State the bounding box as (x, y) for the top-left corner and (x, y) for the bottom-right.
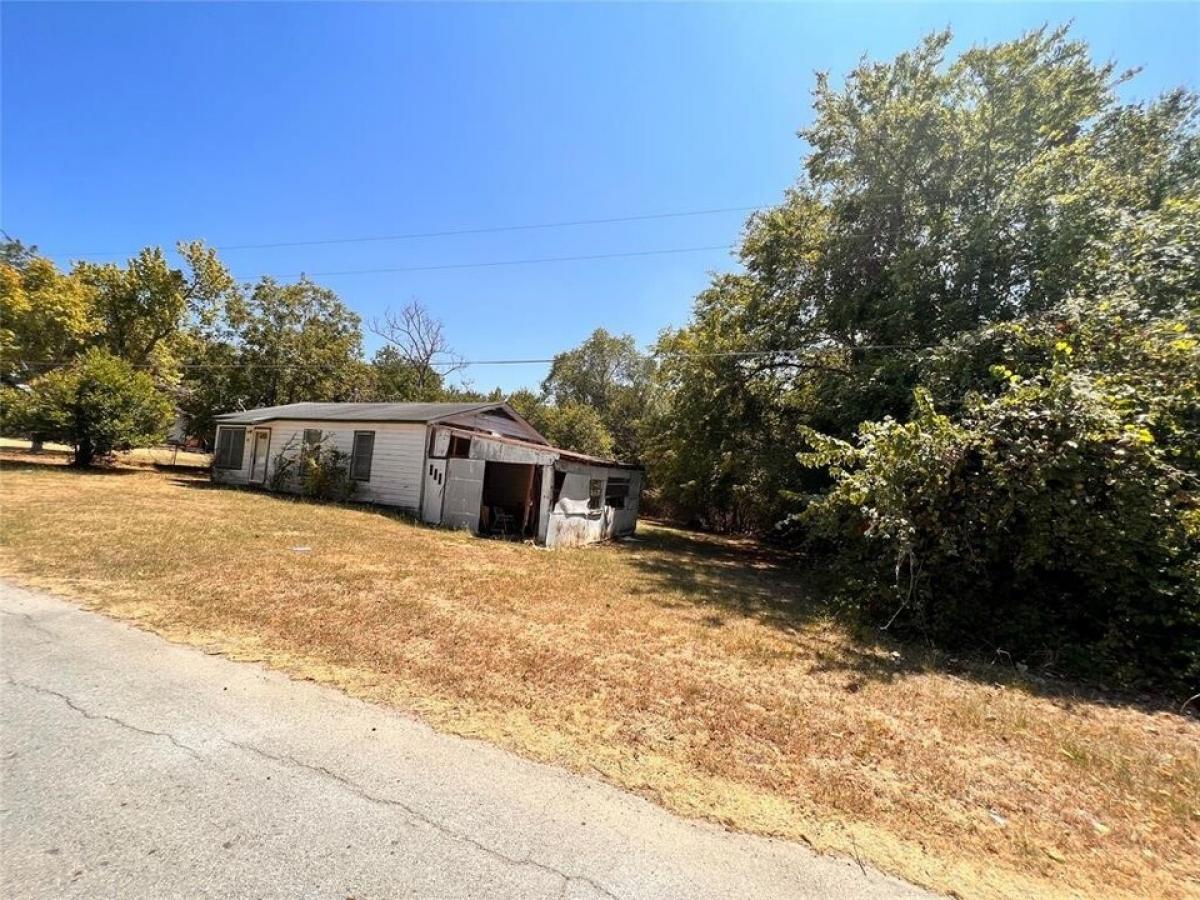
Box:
(350, 430), (375, 482)
(605, 476), (630, 510)
(448, 434), (472, 458)
(215, 427), (246, 470)
(587, 477), (604, 510)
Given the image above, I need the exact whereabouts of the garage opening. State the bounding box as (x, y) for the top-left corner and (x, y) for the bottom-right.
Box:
(479, 462), (540, 539)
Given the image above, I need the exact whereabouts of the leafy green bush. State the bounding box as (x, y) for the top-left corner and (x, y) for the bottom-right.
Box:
(267, 433), (356, 502)
(799, 364), (1200, 688)
(301, 441), (356, 502)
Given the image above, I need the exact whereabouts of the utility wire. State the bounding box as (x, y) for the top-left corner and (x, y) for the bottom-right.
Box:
(248, 243), (736, 280)
(55, 205), (767, 258)
(15, 344), (939, 371)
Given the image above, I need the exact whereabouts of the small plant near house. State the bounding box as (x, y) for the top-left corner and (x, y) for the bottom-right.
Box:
(268, 432), (356, 502)
(302, 442), (356, 501)
(267, 435), (300, 492)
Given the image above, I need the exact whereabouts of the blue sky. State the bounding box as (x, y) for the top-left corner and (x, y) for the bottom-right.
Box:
(3, 2), (1197, 392)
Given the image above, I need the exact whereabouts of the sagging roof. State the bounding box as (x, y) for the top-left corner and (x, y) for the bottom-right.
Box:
(214, 401), (501, 426)
(437, 424), (644, 471)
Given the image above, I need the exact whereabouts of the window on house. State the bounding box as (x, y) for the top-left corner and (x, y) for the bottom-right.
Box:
(350, 431), (375, 481)
(588, 478), (603, 510)
(605, 476), (630, 510)
(551, 470), (566, 503)
(214, 427), (246, 470)
(448, 434), (472, 458)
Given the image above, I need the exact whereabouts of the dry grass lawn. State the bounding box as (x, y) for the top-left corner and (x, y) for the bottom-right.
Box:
(1, 458), (1196, 900)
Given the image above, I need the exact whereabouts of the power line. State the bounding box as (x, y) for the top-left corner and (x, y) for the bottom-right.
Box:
(245, 243), (735, 280)
(14, 344), (937, 371)
(55, 205), (767, 258)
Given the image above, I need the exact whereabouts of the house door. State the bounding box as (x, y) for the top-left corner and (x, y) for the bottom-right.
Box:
(249, 429), (271, 484)
(421, 458), (447, 524)
(442, 458), (486, 532)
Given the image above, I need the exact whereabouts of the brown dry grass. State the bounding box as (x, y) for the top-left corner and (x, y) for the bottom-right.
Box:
(1, 459), (1196, 900)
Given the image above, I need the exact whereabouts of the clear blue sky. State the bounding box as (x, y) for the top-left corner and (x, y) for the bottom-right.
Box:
(3, 2), (1197, 392)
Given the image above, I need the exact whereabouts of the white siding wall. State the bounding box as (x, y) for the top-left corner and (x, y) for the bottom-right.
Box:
(264, 420), (428, 510)
(212, 420), (427, 510)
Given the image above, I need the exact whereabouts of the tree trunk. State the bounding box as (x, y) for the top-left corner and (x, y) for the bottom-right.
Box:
(72, 438), (96, 468)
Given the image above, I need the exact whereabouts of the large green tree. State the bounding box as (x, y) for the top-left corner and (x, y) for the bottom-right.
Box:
(178, 275), (367, 441)
(1, 348), (174, 466)
(74, 241), (238, 368)
(507, 388), (614, 458)
(0, 241), (97, 380)
(541, 328), (651, 461)
(646, 25), (1200, 529)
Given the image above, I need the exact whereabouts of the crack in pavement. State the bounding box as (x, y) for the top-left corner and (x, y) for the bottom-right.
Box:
(7, 675), (616, 897)
(226, 739), (621, 900)
(4, 674), (617, 898)
(3, 678), (206, 762)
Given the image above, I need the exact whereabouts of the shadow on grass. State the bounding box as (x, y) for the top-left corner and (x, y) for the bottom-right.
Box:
(0, 455), (139, 476)
(151, 462), (210, 475)
(620, 523), (1193, 717)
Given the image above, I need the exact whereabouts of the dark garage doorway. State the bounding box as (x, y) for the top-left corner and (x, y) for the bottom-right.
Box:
(479, 462), (540, 539)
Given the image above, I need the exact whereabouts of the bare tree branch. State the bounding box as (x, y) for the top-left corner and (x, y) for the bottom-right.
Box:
(368, 300), (465, 391)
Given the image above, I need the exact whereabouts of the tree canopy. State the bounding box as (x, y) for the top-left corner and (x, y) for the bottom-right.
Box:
(642, 25), (1199, 686)
(1, 348), (174, 466)
(646, 25), (1199, 525)
(539, 328), (652, 461)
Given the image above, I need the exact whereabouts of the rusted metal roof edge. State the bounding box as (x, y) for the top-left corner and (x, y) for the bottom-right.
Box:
(435, 424), (644, 471)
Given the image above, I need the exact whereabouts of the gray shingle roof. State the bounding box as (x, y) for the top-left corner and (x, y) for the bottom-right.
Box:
(214, 402), (498, 425)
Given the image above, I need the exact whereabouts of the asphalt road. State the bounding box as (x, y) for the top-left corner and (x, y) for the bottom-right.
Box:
(1, 582), (932, 899)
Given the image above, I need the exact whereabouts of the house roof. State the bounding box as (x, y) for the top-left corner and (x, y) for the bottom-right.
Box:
(214, 401), (500, 425)
(215, 400), (641, 469)
(438, 424), (643, 471)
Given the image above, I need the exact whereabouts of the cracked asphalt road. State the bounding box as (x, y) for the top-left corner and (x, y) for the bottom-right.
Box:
(1, 582), (933, 899)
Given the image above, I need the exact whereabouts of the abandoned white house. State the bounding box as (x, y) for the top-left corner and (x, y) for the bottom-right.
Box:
(210, 401), (643, 548)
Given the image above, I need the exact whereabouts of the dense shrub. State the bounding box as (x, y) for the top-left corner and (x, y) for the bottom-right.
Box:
(301, 442), (356, 501)
(799, 363), (1200, 688)
(268, 434), (357, 502)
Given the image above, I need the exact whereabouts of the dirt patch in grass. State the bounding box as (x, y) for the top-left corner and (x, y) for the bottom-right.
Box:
(1, 463), (1196, 899)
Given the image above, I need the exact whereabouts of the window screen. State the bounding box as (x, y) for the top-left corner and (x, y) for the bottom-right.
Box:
(215, 427), (246, 469)
(350, 431), (375, 481)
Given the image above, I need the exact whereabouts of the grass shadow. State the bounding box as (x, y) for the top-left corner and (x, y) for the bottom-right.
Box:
(151, 462), (211, 475)
(0, 455), (139, 476)
(620, 523), (1193, 718)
